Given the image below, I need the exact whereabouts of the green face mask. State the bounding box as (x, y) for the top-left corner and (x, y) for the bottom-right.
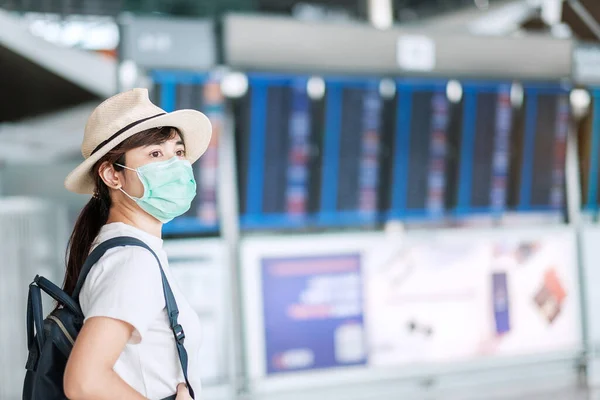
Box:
(116, 157), (197, 223)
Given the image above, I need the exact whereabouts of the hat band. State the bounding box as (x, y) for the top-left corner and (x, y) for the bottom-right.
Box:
(90, 112), (167, 156)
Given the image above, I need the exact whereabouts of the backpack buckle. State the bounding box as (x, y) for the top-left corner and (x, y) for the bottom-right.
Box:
(173, 324), (185, 344)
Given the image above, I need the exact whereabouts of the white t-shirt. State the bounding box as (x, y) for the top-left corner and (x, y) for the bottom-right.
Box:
(79, 222), (202, 399)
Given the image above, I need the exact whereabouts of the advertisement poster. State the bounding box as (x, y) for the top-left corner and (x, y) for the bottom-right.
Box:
(261, 254), (367, 374)
(242, 230), (580, 381)
(244, 230), (581, 379)
(365, 231), (581, 367)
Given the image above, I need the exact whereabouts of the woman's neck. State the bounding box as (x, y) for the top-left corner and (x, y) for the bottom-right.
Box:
(106, 205), (162, 239)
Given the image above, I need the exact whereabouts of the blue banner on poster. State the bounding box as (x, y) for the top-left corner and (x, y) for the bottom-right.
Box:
(261, 254), (367, 374)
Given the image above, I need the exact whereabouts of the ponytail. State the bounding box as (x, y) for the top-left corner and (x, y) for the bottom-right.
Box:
(63, 178), (111, 296)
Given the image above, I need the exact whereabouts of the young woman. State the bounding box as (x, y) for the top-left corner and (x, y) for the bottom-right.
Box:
(61, 88), (212, 400)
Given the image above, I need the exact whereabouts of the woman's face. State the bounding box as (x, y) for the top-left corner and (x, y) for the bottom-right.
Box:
(119, 133), (186, 198)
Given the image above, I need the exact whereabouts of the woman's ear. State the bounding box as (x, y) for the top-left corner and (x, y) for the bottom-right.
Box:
(98, 161), (122, 190)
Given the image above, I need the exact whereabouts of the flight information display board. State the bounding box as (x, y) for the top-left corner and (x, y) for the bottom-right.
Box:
(317, 78), (386, 226)
(456, 82), (514, 216)
(388, 80), (452, 220)
(238, 74), (396, 229)
(150, 70), (223, 235)
(581, 89), (600, 214)
(238, 74), (320, 229)
(516, 84), (570, 213)
(237, 76), (571, 230)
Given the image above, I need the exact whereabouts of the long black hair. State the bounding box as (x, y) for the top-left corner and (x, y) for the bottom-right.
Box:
(63, 126), (181, 295)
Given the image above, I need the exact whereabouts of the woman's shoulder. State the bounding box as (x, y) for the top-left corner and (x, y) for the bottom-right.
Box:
(96, 244), (159, 268)
(93, 222), (164, 252)
(83, 244), (163, 293)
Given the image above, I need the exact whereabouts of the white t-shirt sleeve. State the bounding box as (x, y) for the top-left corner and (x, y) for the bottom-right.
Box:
(83, 246), (165, 344)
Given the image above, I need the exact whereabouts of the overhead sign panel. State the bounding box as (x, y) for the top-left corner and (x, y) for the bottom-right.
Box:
(223, 14), (572, 80)
(120, 15), (216, 70)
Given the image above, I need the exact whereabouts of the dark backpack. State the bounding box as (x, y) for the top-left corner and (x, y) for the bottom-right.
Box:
(23, 236), (195, 400)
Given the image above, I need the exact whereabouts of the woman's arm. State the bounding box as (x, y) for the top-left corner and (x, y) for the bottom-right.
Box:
(64, 316), (146, 400)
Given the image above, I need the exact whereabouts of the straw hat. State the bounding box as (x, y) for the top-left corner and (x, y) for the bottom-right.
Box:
(64, 88), (212, 194)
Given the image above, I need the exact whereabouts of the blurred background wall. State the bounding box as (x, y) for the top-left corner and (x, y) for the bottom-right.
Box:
(2, 0), (600, 399)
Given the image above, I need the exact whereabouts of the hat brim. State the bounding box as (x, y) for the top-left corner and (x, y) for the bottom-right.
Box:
(64, 109), (212, 194)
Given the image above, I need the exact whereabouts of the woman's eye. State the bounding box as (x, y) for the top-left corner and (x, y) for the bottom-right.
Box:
(176, 150), (186, 157)
(150, 151), (161, 158)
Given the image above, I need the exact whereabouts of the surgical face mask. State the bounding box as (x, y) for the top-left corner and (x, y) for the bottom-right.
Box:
(116, 157), (197, 223)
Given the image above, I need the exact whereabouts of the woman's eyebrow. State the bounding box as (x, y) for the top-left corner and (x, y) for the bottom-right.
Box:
(176, 140), (185, 146)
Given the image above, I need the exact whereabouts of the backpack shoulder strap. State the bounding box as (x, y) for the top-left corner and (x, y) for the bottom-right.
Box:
(72, 235), (195, 399)
(72, 237), (138, 300)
